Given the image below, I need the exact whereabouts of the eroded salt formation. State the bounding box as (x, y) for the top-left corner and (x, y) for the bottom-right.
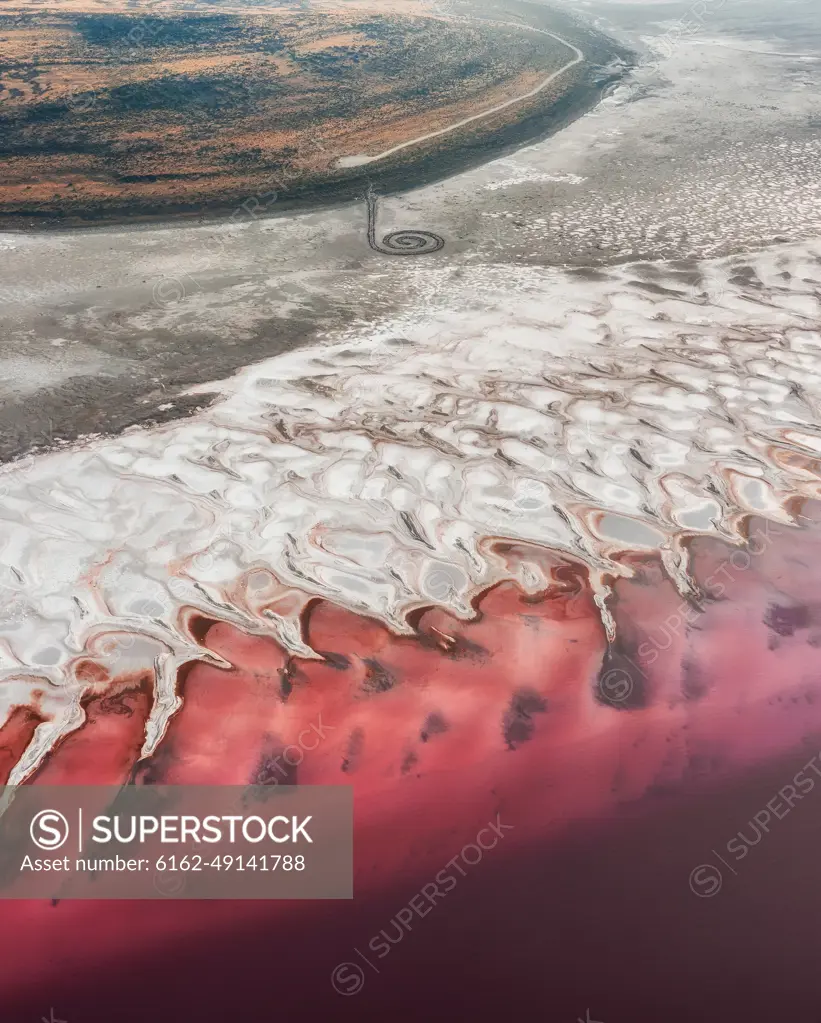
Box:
(1, 238), (820, 779)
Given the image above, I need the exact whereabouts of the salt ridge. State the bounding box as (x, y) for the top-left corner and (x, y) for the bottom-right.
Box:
(1, 237), (820, 779)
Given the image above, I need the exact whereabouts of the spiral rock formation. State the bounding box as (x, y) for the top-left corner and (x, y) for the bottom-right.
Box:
(365, 186), (445, 256)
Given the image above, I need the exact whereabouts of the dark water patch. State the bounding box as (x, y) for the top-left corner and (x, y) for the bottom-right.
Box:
(596, 643), (648, 710)
(341, 727), (365, 773)
(319, 651), (351, 671)
(420, 712), (449, 742)
(503, 688), (547, 749)
(250, 738), (297, 785)
(361, 658), (397, 695)
(764, 603), (811, 637)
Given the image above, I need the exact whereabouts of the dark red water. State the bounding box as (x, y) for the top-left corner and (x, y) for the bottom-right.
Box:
(3, 507), (821, 1021)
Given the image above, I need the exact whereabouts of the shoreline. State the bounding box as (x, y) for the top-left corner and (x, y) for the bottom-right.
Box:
(0, 76), (626, 235)
(0, 0), (635, 235)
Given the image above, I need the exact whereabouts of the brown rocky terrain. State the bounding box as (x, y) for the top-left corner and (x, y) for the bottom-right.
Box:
(0, 0), (594, 225)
